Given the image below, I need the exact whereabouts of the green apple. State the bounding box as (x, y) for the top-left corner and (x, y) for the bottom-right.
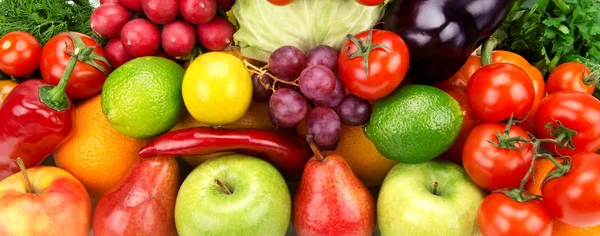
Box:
(175, 154), (291, 236)
(378, 160), (485, 236)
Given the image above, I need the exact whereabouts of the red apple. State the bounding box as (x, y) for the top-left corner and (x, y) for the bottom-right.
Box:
(0, 158), (92, 235)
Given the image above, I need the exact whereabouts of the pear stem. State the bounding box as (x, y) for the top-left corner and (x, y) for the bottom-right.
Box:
(215, 178), (233, 195)
(16, 158), (34, 194)
(432, 182), (439, 195)
(306, 135), (324, 161)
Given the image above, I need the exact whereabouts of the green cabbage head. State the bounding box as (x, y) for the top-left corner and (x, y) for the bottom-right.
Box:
(232, 0), (387, 62)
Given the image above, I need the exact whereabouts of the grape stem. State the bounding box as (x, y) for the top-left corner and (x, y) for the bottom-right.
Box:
(243, 60), (299, 92)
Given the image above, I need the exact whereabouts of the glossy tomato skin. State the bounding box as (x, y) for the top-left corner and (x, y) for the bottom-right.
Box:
(338, 30), (409, 101)
(40, 32), (110, 100)
(463, 123), (533, 191)
(466, 63), (535, 122)
(534, 91), (600, 156)
(547, 62), (594, 95)
(266, 0), (294, 6)
(0, 31), (41, 77)
(355, 0), (385, 6)
(542, 152), (600, 227)
(478, 192), (552, 236)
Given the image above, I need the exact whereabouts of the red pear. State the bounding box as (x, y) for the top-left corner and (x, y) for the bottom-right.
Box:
(292, 136), (376, 236)
(92, 156), (179, 236)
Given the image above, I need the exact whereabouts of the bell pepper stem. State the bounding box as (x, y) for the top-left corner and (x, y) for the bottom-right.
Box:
(481, 37), (500, 66)
(48, 47), (80, 102)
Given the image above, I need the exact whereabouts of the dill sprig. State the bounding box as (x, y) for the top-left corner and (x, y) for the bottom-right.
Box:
(0, 0), (102, 45)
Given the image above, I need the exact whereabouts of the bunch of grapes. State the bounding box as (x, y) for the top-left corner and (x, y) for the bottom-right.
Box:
(248, 45), (372, 150)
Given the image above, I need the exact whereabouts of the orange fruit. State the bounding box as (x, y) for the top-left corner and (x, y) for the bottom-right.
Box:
(334, 124), (397, 187)
(0, 80), (18, 104)
(54, 95), (147, 199)
(526, 158), (600, 235)
(172, 101), (276, 166)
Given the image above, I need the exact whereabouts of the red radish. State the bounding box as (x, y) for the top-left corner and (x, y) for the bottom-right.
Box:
(142, 0), (179, 25)
(196, 16), (235, 51)
(161, 21), (196, 57)
(120, 0), (143, 11)
(90, 3), (131, 38)
(154, 48), (177, 61)
(104, 38), (133, 69)
(101, 0), (120, 4)
(120, 19), (161, 57)
(180, 0), (217, 24)
(217, 0), (235, 11)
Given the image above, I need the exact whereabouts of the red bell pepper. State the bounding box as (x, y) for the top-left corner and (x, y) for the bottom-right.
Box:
(138, 127), (313, 181)
(0, 33), (108, 181)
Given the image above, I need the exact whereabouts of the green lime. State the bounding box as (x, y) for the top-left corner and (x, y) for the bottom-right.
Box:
(101, 56), (185, 138)
(364, 85), (463, 163)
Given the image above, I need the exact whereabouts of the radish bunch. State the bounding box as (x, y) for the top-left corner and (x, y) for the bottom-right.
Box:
(91, 0), (236, 69)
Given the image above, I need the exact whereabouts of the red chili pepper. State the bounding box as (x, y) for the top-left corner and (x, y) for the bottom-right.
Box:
(0, 33), (108, 181)
(138, 127), (312, 181)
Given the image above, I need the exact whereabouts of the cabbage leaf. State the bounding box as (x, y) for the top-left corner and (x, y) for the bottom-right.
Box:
(232, 0), (386, 62)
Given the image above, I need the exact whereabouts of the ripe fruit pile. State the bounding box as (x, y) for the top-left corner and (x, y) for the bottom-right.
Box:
(92, 0), (236, 69)
(248, 45), (373, 150)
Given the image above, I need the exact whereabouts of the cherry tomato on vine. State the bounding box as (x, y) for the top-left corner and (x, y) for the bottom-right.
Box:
(466, 63), (535, 122)
(338, 29), (409, 100)
(542, 152), (600, 227)
(478, 192), (553, 236)
(40, 32), (110, 100)
(0, 31), (41, 77)
(534, 91), (600, 156)
(547, 62), (595, 95)
(266, 0), (294, 6)
(355, 0), (385, 6)
(462, 122), (533, 191)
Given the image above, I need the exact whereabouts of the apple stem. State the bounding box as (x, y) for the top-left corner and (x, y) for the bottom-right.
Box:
(432, 182), (439, 196)
(215, 178), (233, 195)
(306, 135), (325, 162)
(16, 158), (34, 194)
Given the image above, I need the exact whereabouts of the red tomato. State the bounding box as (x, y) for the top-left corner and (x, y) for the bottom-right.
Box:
(0, 31), (41, 77)
(40, 32), (110, 100)
(466, 63), (535, 122)
(478, 192), (552, 236)
(547, 62), (594, 95)
(355, 0), (385, 6)
(266, 0), (294, 6)
(462, 123), (533, 190)
(338, 30), (409, 100)
(534, 91), (600, 156)
(542, 152), (600, 227)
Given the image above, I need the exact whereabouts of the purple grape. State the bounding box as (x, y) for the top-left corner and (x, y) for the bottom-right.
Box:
(269, 46), (306, 79)
(314, 79), (345, 108)
(252, 73), (274, 103)
(336, 95), (372, 126)
(299, 65), (336, 101)
(269, 88), (307, 129)
(307, 107), (341, 150)
(306, 45), (338, 71)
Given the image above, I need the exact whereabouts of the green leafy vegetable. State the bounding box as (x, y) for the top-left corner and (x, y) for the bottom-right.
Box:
(232, 0), (386, 62)
(493, 0), (600, 75)
(0, 0), (100, 45)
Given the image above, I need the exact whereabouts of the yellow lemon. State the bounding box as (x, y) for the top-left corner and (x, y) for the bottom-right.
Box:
(182, 52), (252, 126)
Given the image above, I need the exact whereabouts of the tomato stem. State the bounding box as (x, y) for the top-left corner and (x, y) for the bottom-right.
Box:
(481, 37), (500, 66)
(345, 29), (392, 79)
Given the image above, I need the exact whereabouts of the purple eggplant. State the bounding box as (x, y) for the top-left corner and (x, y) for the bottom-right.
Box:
(381, 0), (515, 83)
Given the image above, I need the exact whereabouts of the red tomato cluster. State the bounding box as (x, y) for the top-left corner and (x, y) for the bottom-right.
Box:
(436, 44), (600, 235)
(0, 31), (109, 100)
